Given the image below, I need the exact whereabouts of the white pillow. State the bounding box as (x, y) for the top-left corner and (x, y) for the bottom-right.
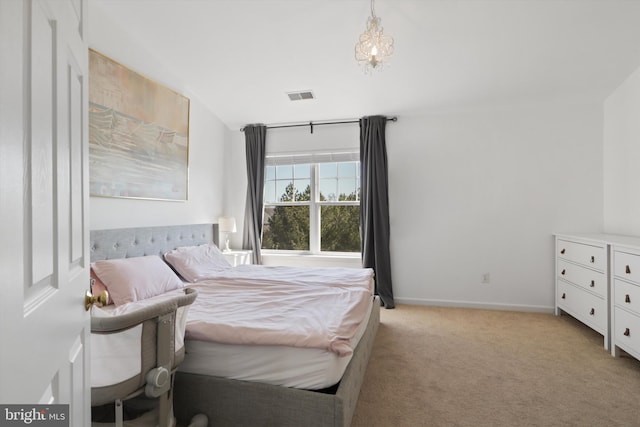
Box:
(164, 243), (231, 283)
(92, 255), (183, 306)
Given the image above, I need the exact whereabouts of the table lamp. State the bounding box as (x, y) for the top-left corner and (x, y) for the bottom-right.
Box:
(218, 216), (237, 252)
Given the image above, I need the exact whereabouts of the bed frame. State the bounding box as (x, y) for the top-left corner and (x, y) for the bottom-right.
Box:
(90, 223), (380, 427)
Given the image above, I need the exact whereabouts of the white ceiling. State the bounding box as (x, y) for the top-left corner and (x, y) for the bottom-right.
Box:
(90, 0), (640, 130)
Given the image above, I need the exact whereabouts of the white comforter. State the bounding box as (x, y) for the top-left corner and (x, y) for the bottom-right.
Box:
(184, 265), (374, 357)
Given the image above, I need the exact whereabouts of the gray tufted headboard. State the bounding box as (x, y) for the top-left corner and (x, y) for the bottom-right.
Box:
(90, 223), (219, 262)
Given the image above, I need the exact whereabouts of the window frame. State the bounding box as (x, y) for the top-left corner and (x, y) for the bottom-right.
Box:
(261, 154), (360, 256)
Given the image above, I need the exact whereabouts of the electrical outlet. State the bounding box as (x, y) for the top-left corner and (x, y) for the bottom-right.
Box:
(482, 273), (490, 284)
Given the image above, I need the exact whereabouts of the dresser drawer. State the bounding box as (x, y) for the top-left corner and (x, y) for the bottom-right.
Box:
(557, 259), (606, 297)
(613, 279), (640, 316)
(557, 239), (605, 271)
(557, 280), (606, 333)
(613, 307), (640, 357)
(613, 250), (640, 283)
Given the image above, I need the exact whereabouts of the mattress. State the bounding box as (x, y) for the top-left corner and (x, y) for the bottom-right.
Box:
(177, 296), (375, 390)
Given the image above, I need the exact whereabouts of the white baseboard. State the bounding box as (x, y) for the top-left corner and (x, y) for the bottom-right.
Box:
(393, 297), (555, 314)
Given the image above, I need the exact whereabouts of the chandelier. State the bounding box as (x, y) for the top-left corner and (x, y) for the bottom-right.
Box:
(354, 0), (394, 72)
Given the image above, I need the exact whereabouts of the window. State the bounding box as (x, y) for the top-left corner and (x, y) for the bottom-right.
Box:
(262, 153), (360, 254)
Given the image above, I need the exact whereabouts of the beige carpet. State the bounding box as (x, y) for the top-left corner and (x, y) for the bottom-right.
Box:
(351, 305), (640, 427)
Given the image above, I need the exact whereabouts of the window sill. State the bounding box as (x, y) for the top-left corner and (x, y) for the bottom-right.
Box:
(261, 252), (362, 268)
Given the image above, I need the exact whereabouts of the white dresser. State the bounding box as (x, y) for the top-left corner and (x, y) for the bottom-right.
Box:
(555, 233), (640, 360)
(611, 243), (640, 359)
(555, 234), (609, 350)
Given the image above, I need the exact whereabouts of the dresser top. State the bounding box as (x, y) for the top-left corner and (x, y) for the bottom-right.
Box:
(555, 233), (640, 248)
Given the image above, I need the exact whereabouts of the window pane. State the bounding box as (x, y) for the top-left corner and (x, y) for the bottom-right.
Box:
(294, 163), (310, 179)
(276, 180), (292, 201)
(276, 165), (292, 180)
(265, 166), (275, 180)
(294, 180), (311, 201)
(320, 178), (337, 201)
(338, 178), (357, 200)
(321, 205), (360, 252)
(264, 181), (276, 203)
(319, 162), (337, 178)
(262, 205), (310, 250)
(338, 162), (356, 177)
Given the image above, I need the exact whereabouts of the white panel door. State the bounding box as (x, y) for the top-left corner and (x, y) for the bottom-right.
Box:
(0, 0), (90, 425)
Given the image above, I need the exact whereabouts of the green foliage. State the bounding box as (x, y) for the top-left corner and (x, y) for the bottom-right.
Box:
(262, 183), (310, 250)
(278, 182), (310, 202)
(320, 192), (360, 252)
(262, 182), (360, 252)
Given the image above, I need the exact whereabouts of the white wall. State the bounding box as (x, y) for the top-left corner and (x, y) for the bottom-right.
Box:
(88, 4), (226, 230)
(225, 130), (246, 240)
(226, 99), (604, 311)
(388, 100), (603, 311)
(604, 65), (640, 235)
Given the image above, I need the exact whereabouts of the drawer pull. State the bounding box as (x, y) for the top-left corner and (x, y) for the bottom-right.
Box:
(589, 308), (595, 316)
(625, 294), (631, 304)
(561, 293), (566, 299)
(590, 256), (595, 263)
(561, 269), (566, 275)
(590, 280), (595, 288)
(624, 328), (631, 337)
(626, 265), (631, 274)
(560, 249), (566, 254)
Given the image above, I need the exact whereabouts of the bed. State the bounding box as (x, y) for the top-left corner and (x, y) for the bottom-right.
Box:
(89, 223), (380, 427)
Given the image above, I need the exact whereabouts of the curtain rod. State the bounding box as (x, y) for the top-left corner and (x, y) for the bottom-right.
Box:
(240, 116), (397, 134)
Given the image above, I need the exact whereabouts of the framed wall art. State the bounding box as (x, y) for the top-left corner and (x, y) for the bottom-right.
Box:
(88, 49), (190, 201)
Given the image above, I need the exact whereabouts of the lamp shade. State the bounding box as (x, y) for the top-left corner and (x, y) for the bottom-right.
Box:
(218, 216), (237, 233)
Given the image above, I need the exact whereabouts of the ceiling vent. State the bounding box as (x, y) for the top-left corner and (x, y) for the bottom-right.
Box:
(286, 90), (315, 101)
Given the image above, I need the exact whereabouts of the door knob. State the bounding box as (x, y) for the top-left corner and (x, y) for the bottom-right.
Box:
(85, 290), (109, 311)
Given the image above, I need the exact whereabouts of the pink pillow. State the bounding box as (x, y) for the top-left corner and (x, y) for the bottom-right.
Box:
(164, 244), (231, 283)
(92, 256), (183, 306)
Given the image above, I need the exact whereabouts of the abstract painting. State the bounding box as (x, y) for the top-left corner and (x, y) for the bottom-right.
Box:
(88, 49), (190, 201)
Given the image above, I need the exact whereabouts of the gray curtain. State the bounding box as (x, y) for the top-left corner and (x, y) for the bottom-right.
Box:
(360, 115), (395, 308)
(242, 124), (266, 264)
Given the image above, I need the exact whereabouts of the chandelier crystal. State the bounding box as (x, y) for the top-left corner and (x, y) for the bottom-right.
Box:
(354, 0), (394, 72)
